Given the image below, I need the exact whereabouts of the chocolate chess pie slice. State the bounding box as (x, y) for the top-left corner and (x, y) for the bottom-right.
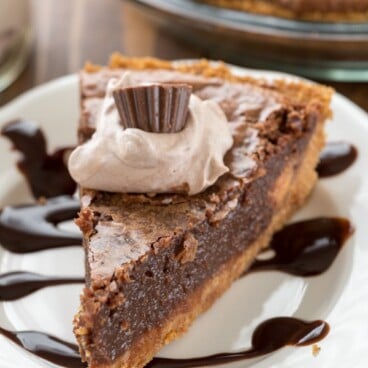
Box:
(72, 54), (332, 368)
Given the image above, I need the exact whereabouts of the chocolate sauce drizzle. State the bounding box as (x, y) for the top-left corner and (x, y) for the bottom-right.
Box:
(0, 196), (81, 253)
(0, 271), (83, 301)
(317, 142), (357, 178)
(248, 217), (353, 276)
(147, 318), (329, 368)
(0, 327), (85, 368)
(1, 119), (76, 198)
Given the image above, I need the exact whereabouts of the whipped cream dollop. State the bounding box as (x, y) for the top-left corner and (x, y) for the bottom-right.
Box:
(68, 73), (233, 195)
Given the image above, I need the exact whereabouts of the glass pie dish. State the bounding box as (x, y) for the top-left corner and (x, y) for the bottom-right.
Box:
(126, 0), (368, 82)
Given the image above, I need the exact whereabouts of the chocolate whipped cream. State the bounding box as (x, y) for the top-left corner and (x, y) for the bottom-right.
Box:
(68, 73), (233, 195)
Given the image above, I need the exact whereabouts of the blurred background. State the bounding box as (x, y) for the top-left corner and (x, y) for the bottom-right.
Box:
(0, 0), (367, 110)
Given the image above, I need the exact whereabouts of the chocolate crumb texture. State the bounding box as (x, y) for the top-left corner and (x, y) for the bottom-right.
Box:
(176, 233), (199, 264)
(75, 208), (98, 237)
(312, 344), (321, 357)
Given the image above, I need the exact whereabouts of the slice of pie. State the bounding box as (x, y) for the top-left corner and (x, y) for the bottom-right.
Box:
(72, 54), (332, 368)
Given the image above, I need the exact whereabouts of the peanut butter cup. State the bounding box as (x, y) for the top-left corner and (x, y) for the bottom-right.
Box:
(113, 84), (192, 133)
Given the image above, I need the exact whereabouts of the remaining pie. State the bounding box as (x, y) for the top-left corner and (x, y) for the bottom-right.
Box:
(71, 53), (332, 368)
(199, 0), (368, 21)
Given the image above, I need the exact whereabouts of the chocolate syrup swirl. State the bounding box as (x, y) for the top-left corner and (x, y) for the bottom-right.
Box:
(317, 142), (357, 178)
(1, 119), (76, 198)
(248, 217), (353, 276)
(148, 318), (329, 368)
(0, 196), (81, 253)
(0, 271), (83, 301)
(0, 317), (328, 368)
(0, 327), (85, 368)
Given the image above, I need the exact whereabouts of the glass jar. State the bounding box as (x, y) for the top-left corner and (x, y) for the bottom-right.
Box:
(0, 0), (32, 92)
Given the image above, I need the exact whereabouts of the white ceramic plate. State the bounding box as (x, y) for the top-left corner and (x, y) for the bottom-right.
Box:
(0, 66), (367, 368)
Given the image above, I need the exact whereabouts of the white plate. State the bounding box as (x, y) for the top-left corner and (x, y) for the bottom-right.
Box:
(0, 66), (367, 368)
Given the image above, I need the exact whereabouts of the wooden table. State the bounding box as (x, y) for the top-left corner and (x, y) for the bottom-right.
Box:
(1, 0), (367, 111)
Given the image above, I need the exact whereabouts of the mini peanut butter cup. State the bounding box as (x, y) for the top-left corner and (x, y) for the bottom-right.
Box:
(113, 84), (192, 133)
